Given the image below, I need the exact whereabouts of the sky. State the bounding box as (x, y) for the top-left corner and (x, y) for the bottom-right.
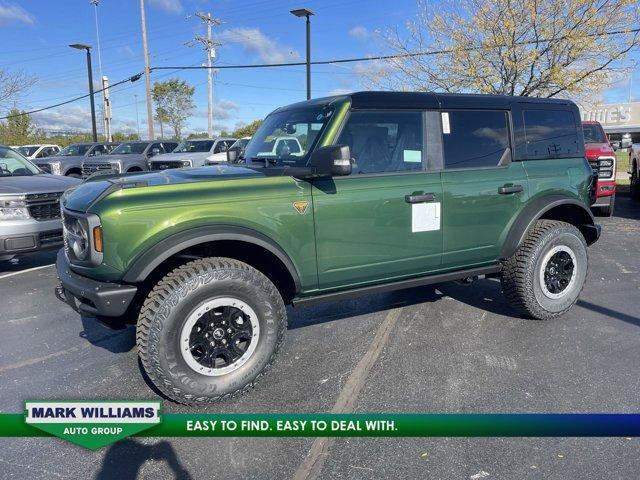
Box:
(1, 0), (639, 139)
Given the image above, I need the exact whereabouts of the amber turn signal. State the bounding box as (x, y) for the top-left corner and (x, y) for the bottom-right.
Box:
(93, 226), (103, 253)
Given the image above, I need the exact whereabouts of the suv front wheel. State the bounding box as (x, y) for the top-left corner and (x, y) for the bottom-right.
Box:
(136, 257), (286, 404)
(501, 220), (588, 320)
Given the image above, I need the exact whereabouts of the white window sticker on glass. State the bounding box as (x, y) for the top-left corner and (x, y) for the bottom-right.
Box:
(412, 202), (441, 232)
(403, 150), (422, 163)
(441, 112), (450, 134)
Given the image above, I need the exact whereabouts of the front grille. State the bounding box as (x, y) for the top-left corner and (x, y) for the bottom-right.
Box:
(39, 230), (63, 246)
(150, 160), (186, 170)
(39, 164), (52, 173)
(82, 162), (117, 178)
(26, 192), (63, 221)
(587, 156), (615, 180)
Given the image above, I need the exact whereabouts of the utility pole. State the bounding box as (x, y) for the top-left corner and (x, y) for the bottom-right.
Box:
(191, 12), (222, 138)
(102, 76), (112, 141)
(140, 0), (154, 140)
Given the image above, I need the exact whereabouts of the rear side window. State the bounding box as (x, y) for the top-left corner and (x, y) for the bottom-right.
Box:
(442, 110), (510, 169)
(524, 109), (579, 159)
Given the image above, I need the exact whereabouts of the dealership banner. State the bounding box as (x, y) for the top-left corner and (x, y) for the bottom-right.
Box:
(3, 408), (640, 449)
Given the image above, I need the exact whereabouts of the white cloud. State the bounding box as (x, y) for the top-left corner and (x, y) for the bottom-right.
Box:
(32, 105), (93, 132)
(195, 99), (239, 121)
(148, 0), (182, 14)
(0, 2), (35, 25)
(219, 28), (300, 64)
(349, 26), (370, 41)
(327, 88), (352, 96)
(117, 45), (135, 58)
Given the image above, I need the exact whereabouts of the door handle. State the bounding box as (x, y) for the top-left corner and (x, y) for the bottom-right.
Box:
(405, 193), (436, 203)
(498, 184), (523, 195)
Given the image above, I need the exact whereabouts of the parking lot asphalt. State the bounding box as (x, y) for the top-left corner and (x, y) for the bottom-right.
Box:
(1, 194), (639, 480)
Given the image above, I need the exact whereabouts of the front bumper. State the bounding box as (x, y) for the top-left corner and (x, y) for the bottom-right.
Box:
(0, 218), (65, 257)
(55, 250), (137, 317)
(592, 195), (614, 207)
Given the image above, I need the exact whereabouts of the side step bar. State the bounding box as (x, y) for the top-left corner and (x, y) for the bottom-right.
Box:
(292, 264), (501, 307)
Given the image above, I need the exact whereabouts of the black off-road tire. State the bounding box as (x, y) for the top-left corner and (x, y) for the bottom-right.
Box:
(501, 220), (588, 320)
(136, 257), (286, 405)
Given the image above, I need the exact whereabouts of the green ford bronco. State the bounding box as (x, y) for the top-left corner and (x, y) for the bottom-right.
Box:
(56, 92), (600, 404)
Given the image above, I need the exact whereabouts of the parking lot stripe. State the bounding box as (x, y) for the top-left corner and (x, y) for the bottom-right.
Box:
(293, 307), (404, 480)
(0, 264), (55, 280)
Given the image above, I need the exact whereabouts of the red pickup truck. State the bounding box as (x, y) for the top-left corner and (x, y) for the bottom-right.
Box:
(582, 121), (616, 216)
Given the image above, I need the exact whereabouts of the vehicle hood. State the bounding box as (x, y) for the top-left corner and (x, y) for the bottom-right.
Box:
(152, 152), (210, 162)
(35, 155), (85, 165)
(0, 174), (81, 195)
(585, 142), (614, 157)
(63, 164), (265, 212)
(85, 154), (145, 164)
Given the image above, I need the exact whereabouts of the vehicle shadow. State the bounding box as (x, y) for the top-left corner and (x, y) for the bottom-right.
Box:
(0, 250), (57, 275)
(609, 189), (640, 221)
(95, 438), (192, 480)
(79, 316), (136, 353)
(289, 276), (540, 330)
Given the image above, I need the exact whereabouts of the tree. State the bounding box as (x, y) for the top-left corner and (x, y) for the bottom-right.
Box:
(232, 119), (263, 137)
(0, 108), (34, 145)
(369, 0), (640, 100)
(151, 79), (195, 139)
(0, 69), (36, 110)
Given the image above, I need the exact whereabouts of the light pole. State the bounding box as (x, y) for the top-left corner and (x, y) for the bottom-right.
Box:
(290, 8), (314, 100)
(70, 43), (98, 142)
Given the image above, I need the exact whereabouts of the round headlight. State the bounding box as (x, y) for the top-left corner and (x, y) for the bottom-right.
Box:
(182, 160), (192, 167)
(66, 218), (89, 261)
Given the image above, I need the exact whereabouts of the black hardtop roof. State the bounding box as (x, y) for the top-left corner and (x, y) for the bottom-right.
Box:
(277, 91), (576, 112)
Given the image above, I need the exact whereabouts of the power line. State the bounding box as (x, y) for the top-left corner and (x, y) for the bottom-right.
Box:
(3, 26), (639, 121)
(0, 73), (143, 120)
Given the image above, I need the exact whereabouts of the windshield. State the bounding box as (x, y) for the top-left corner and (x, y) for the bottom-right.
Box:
(243, 106), (334, 167)
(172, 140), (214, 153)
(58, 144), (91, 156)
(17, 146), (39, 157)
(582, 124), (607, 144)
(0, 147), (41, 176)
(110, 142), (148, 154)
(232, 138), (250, 149)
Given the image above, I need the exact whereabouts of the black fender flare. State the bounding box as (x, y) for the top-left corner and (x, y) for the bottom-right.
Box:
(500, 195), (598, 260)
(122, 225), (302, 291)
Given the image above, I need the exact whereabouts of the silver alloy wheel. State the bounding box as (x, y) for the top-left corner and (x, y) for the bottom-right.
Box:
(180, 297), (260, 376)
(539, 245), (578, 300)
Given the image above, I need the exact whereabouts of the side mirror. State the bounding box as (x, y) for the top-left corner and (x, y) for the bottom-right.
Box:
(227, 146), (241, 163)
(93, 150), (102, 156)
(151, 148), (161, 156)
(308, 145), (351, 177)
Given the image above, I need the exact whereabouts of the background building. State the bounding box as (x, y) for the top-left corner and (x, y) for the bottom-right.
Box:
(580, 102), (640, 148)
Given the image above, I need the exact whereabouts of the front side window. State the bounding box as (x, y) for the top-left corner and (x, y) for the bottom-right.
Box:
(337, 110), (424, 175)
(110, 142), (148, 154)
(243, 106), (333, 167)
(58, 144), (91, 156)
(0, 148), (40, 176)
(442, 110), (510, 169)
(524, 109), (579, 159)
(173, 140), (214, 153)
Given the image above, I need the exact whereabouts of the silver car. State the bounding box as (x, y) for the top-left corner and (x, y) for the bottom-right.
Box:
(34, 142), (119, 178)
(0, 146), (80, 260)
(148, 138), (236, 170)
(82, 140), (178, 178)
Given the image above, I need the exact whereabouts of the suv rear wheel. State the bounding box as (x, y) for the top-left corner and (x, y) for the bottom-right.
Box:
(631, 166), (640, 201)
(136, 257), (286, 404)
(501, 220), (587, 320)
